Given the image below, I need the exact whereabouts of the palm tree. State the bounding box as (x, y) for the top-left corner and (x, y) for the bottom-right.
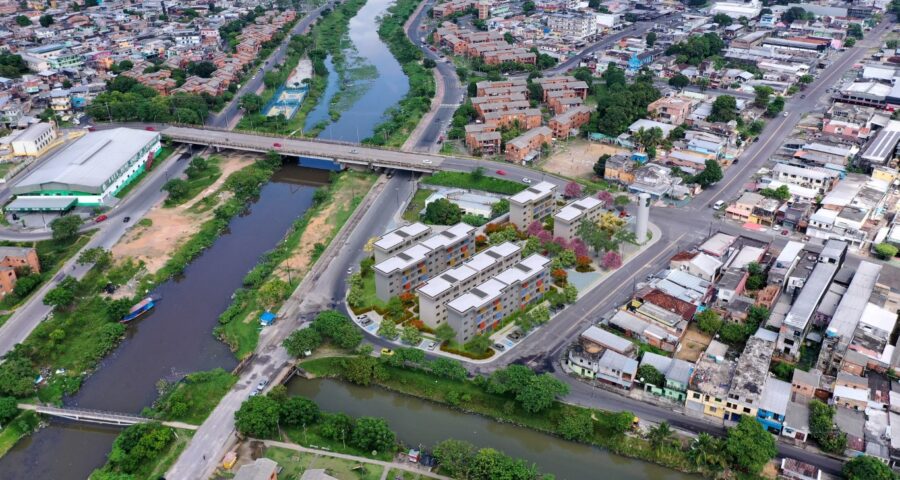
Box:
(646, 421), (675, 453)
(689, 433), (727, 474)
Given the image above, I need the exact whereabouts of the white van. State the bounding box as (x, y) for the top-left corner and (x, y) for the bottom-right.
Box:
(712, 200), (726, 210)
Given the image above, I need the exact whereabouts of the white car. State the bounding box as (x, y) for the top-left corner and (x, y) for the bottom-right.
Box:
(782, 111), (789, 117)
(522, 178), (532, 184)
(712, 200), (726, 210)
(422, 159), (433, 164)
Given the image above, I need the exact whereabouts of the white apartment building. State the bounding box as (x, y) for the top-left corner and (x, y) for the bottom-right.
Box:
(509, 181), (557, 230)
(446, 254), (551, 344)
(772, 163), (838, 195)
(417, 242), (521, 328)
(547, 13), (598, 40)
(373, 223), (476, 302)
(373, 222), (431, 263)
(10, 122), (56, 157)
(553, 195), (604, 242)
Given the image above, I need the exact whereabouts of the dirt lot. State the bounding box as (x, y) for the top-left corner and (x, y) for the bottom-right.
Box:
(111, 152), (259, 273)
(676, 324), (713, 363)
(540, 140), (627, 178)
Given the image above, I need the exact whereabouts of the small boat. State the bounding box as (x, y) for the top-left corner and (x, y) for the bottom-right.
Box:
(121, 296), (158, 323)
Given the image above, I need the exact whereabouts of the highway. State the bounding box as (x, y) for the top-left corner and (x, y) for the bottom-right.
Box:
(206, 1), (336, 129)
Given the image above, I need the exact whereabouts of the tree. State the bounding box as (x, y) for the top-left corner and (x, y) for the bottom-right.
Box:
(809, 399), (847, 454)
(887, 39), (899, 50)
(843, 455), (895, 480)
(78, 247), (113, 269)
(107, 422), (174, 473)
(279, 396), (320, 427)
(435, 323), (455, 343)
(712, 13), (733, 26)
(430, 358), (467, 381)
(470, 447), (539, 480)
(163, 178), (189, 202)
(522, 1), (535, 14)
(646, 422), (675, 452)
(845, 37), (857, 47)
(351, 417), (395, 453)
(423, 58), (436, 68)
(490, 198), (509, 218)
(760, 184), (791, 201)
(0, 356), (35, 397)
(50, 215), (83, 243)
(874, 242), (898, 260)
(39, 14), (54, 27)
(43, 277), (77, 310)
(602, 251), (622, 270)
(526, 305), (550, 327)
(433, 439), (476, 479)
(799, 74), (814, 84)
(689, 433), (726, 474)
(0, 396), (18, 425)
(341, 356), (385, 386)
(234, 395), (281, 437)
(311, 310), (362, 350)
(239, 93), (263, 114)
(593, 154), (610, 178)
(400, 326), (423, 346)
(383, 347), (425, 367)
(187, 61), (216, 78)
(486, 364), (534, 396)
(423, 198), (463, 225)
(258, 279), (290, 309)
(563, 181), (583, 199)
(558, 409), (594, 442)
(563, 284), (578, 304)
(646, 31), (657, 48)
(695, 309), (722, 334)
(15, 15), (31, 26)
(693, 160), (723, 187)
(637, 364), (665, 387)
(725, 416), (776, 473)
(766, 96), (785, 117)
(708, 95), (738, 123)
(283, 328), (322, 357)
(464, 334), (491, 355)
(668, 74), (689, 89)
(516, 373), (568, 413)
(377, 319), (398, 339)
(753, 86), (773, 108)
(847, 23), (864, 40)
(782, 7), (808, 24)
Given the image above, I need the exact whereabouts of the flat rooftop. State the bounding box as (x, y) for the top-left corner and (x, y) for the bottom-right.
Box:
(373, 223), (430, 251)
(555, 196), (603, 223)
(728, 335), (776, 403)
(508, 181), (555, 205)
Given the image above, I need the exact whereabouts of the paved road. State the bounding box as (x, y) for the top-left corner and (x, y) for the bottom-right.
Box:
(0, 147), (197, 357)
(545, 17), (673, 75)
(206, 2), (336, 129)
(404, 0), (464, 152)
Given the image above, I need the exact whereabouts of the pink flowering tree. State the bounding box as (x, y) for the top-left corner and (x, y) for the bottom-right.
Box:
(596, 191), (614, 209)
(526, 220), (544, 237)
(553, 236), (569, 250)
(602, 251), (623, 270)
(564, 181), (583, 199)
(570, 238), (589, 258)
(536, 229), (553, 243)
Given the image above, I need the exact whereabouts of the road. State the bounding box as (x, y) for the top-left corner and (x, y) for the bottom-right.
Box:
(403, 0), (464, 152)
(206, 2), (336, 129)
(545, 17), (672, 75)
(0, 147), (197, 357)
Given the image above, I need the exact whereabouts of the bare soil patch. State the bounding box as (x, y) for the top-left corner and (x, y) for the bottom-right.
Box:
(675, 324), (712, 363)
(540, 140), (627, 178)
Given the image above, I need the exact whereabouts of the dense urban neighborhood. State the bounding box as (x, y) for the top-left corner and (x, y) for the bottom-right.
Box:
(0, 0), (898, 479)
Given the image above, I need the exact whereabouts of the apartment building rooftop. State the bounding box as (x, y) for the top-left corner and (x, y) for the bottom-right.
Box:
(555, 196), (602, 222)
(420, 223), (476, 250)
(373, 244), (431, 275)
(446, 254), (550, 314)
(494, 254), (551, 286)
(824, 261), (882, 342)
(373, 222), (431, 251)
(784, 262), (839, 330)
(416, 242), (520, 299)
(508, 181), (555, 205)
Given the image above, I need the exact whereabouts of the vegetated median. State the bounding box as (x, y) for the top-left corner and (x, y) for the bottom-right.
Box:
(364, 0), (435, 147)
(215, 170), (378, 358)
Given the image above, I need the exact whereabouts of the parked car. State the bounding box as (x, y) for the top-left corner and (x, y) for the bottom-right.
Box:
(712, 200), (726, 210)
(95, 214), (108, 223)
(427, 342), (437, 351)
(123, 216), (131, 223)
(781, 229), (789, 236)
(381, 348), (394, 356)
(495, 169), (506, 175)
(522, 178), (532, 184)
(256, 379), (268, 392)
(493, 343), (506, 352)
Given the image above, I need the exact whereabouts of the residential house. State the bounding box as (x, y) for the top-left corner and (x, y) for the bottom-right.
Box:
(234, 458), (278, 480)
(603, 155), (637, 185)
(790, 368), (823, 401)
(0, 246), (41, 297)
(639, 352), (694, 403)
(773, 163), (838, 195)
(782, 400), (811, 443)
(686, 340), (736, 420)
(464, 124), (501, 155)
(725, 333), (776, 422)
(726, 192), (764, 223)
(505, 126), (552, 164)
(648, 96), (693, 126)
(757, 376), (791, 434)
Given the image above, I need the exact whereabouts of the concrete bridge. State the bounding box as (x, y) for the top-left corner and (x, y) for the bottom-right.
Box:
(18, 403), (197, 430)
(161, 125), (446, 173)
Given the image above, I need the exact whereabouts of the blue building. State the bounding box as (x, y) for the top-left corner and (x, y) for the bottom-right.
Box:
(756, 376), (792, 434)
(627, 50), (659, 72)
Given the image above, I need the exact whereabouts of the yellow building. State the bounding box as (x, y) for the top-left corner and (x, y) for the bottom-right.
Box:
(684, 341), (735, 420)
(872, 166), (897, 185)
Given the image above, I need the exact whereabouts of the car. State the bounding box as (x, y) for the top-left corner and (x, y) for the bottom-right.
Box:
(427, 342), (437, 350)
(733, 159), (739, 164)
(493, 343), (506, 352)
(496, 169), (506, 175)
(347, 267), (353, 275)
(381, 348), (394, 356)
(422, 159), (433, 164)
(273, 143), (282, 149)
(350, 149), (358, 154)
(249, 390), (258, 397)
(95, 214), (108, 223)
(800, 94), (806, 99)
(145, 126), (155, 131)
(712, 200), (726, 210)
(256, 379), (268, 391)
(782, 111), (789, 117)
(781, 229), (789, 236)
(522, 178), (532, 184)
(87, 127), (97, 132)
(361, 318), (372, 327)
(123, 216), (131, 223)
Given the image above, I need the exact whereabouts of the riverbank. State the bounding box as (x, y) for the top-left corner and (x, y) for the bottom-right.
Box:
(300, 356), (707, 477)
(215, 170), (378, 358)
(365, 0), (435, 147)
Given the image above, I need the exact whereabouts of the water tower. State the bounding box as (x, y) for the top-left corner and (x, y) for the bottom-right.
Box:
(636, 193), (650, 243)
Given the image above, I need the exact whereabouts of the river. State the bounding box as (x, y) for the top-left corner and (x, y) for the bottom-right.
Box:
(288, 379), (696, 480)
(0, 166), (328, 480)
(305, 0), (410, 142)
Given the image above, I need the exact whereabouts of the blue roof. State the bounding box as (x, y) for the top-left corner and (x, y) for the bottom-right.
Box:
(259, 311), (276, 324)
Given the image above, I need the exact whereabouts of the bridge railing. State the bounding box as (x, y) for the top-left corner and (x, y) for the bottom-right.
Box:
(33, 405), (147, 422)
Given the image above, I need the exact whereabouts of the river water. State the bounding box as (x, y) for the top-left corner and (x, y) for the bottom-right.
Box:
(0, 166), (327, 480)
(307, 0), (410, 142)
(288, 379), (696, 480)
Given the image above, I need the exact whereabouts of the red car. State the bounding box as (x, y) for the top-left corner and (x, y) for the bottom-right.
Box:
(95, 214), (108, 223)
(273, 142), (282, 148)
(87, 127), (96, 132)
(145, 126), (155, 131)
(496, 169), (506, 175)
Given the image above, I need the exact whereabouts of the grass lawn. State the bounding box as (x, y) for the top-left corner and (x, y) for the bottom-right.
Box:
(421, 171), (526, 195)
(147, 368), (237, 425)
(0, 411), (39, 457)
(402, 188), (433, 223)
(359, 271), (388, 311)
(164, 157), (223, 208)
(282, 423), (395, 463)
(386, 468), (428, 480)
(0, 313), (11, 329)
(0, 162), (16, 178)
(115, 145), (176, 199)
(265, 446), (385, 480)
